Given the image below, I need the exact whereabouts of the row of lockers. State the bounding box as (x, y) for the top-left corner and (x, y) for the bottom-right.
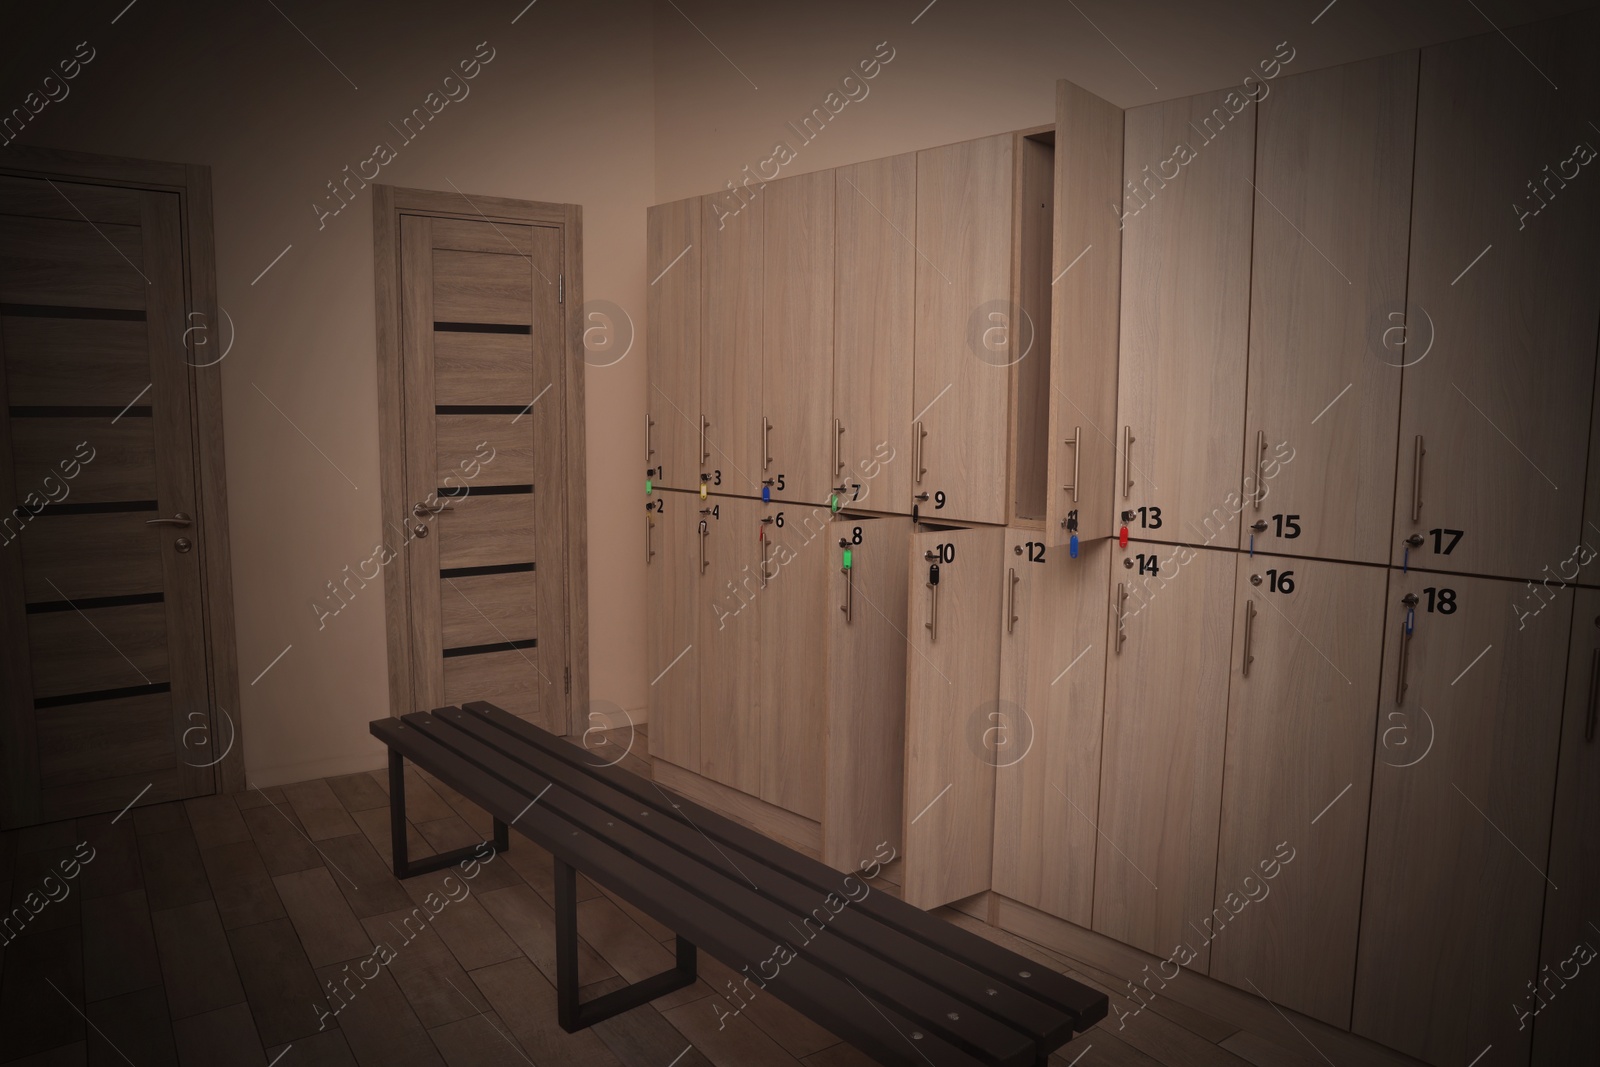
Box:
(646, 14), (1600, 588)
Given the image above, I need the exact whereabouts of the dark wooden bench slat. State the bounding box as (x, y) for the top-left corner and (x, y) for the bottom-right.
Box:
(431, 706), (1077, 1048)
(402, 710), (1040, 1065)
(465, 701), (1108, 1032)
(372, 717), (1000, 1067)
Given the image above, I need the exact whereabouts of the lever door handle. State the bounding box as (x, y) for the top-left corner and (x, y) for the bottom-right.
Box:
(145, 512), (193, 528)
(413, 502), (454, 517)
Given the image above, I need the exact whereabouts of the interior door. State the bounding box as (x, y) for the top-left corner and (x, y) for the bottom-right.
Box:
(645, 487), (699, 773)
(1116, 90), (1255, 548)
(700, 191), (762, 498)
(1210, 556), (1387, 1024)
(645, 198), (700, 491)
(399, 215), (566, 731)
(0, 176), (213, 828)
(1354, 573), (1570, 1065)
(1242, 54), (1416, 565)
(1093, 543), (1234, 970)
(992, 533), (1111, 927)
(696, 494), (761, 794)
(834, 154), (915, 516)
(901, 523), (1003, 909)
(913, 137), (1013, 526)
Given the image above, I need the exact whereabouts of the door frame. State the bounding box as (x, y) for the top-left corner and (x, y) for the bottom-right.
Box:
(372, 184), (589, 737)
(0, 145), (244, 815)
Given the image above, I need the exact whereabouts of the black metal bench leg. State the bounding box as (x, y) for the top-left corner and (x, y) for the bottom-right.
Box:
(387, 747), (510, 879)
(554, 855), (697, 1032)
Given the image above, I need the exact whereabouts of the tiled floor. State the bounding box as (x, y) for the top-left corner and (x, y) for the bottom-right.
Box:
(1, 748), (1373, 1067)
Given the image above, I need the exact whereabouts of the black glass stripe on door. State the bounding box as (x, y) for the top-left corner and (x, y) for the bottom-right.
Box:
(0, 303), (147, 321)
(439, 562), (534, 580)
(433, 321), (532, 334)
(9, 406), (153, 418)
(436, 484), (532, 498)
(34, 681), (171, 710)
(26, 592), (164, 614)
(442, 638), (537, 658)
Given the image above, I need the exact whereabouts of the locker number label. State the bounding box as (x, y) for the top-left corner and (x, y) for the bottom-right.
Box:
(1428, 528), (1463, 555)
(1135, 506), (1162, 530)
(1421, 586), (1457, 614)
(1135, 552), (1159, 576)
(934, 542), (956, 563)
(1271, 514), (1302, 539)
(850, 526), (864, 544)
(1024, 541), (1046, 563)
(1265, 568), (1294, 594)
(933, 490), (947, 510)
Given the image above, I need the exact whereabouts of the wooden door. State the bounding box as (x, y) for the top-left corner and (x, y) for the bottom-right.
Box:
(1391, 13), (1600, 580)
(834, 154), (915, 516)
(756, 497), (831, 818)
(399, 216), (567, 731)
(992, 533), (1111, 927)
(1116, 91), (1255, 548)
(645, 487), (699, 773)
(1210, 556), (1387, 1024)
(1242, 54), (1416, 565)
(700, 191), (763, 498)
(901, 523), (1003, 908)
(645, 198), (700, 491)
(1584, 363), (1600, 585)
(1094, 544), (1235, 969)
(696, 494), (762, 795)
(1045, 81), (1124, 548)
(1354, 573), (1570, 1065)
(0, 176), (214, 827)
(913, 137), (1013, 526)
(822, 512), (912, 872)
(763, 171), (833, 506)
(1532, 588), (1600, 1063)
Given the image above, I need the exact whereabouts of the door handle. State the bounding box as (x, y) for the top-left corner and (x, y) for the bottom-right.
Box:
(763, 416), (773, 472)
(698, 520), (708, 574)
(1242, 600), (1256, 677)
(925, 582), (938, 641)
(915, 421), (928, 485)
(1115, 581), (1128, 653)
(1253, 430), (1267, 510)
(645, 511), (655, 565)
(1122, 426), (1135, 500)
(1396, 592), (1419, 705)
(1411, 435), (1425, 523)
(413, 502), (454, 517)
(1062, 426), (1080, 502)
(1007, 567), (1019, 634)
(841, 564), (853, 623)
(145, 512), (193, 528)
(645, 413), (655, 463)
(835, 418), (846, 477)
(700, 415), (710, 465)
(1587, 646), (1598, 743)
(759, 525), (770, 588)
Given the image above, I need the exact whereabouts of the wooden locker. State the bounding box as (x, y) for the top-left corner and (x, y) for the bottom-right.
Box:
(700, 191), (763, 497)
(1242, 54), (1416, 565)
(1391, 13), (1600, 581)
(1210, 556), (1388, 1025)
(822, 512), (913, 873)
(763, 171), (834, 506)
(1532, 589), (1600, 1063)
(901, 523), (1004, 908)
(646, 198), (701, 490)
(1045, 81), (1124, 548)
(992, 533), (1111, 927)
(835, 154), (916, 516)
(1116, 90), (1255, 548)
(645, 488), (700, 772)
(913, 136), (1013, 526)
(1094, 544), (1235, 969)
(756, 497), (832, 819)
(695, 495), (763, 795)
(1354, 573), (1571, 1066)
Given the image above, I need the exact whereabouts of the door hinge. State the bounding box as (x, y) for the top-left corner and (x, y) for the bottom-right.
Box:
(558, 274), (564, 304)
(564, 666), (570, 693)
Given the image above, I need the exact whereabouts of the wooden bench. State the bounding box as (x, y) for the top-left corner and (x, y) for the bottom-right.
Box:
(371, 701), (1107, 1066)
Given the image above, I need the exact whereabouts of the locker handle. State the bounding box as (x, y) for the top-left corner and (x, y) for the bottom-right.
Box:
(645, 511), (655, 565)
(645, 413), (656, 462)
(1242, 600), (1256, 677)
(1587, 647), (1598, 743)
(1115, 581), (1128, 653)
(1008, 567), (1019, 634)
(841, 566), (853, 623)
(1252, 430), (1267, 511)
(763, 416), (773, 472)
(915, 421), (928, 485)
(925, 582), (938, 641)
(700, 415), (711, 465)
(698, 520), (708, 574)
(1122, 426), (1135, 500)
(1062, 426), (1080, 503)
(835, 418), (846, 477)
(1396, 593), (1419, 705)
(759, 531), (769, 588)
(1411, 435), (1425, 523)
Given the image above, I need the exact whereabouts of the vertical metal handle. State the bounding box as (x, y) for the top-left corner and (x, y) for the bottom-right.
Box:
(645, 414), (656, 463)
(698, 521), (708, 574)
(1253, 430), (1267, 510)
(645, 512), (655, 564)
(841, 566), (853, 623)
(763, 416), (773, 471)
(835, 418), (846, 477)
(1396, 593), (1418, 705)
(1115, 582), (1128, 653)
(925, 583), (938, 640)
(760, 531), (769, 588)
(1008, 568), (1019, 634)
(1411, 435), (1425, 522)
(915, 421), (929, 484)
(1062, 426), (1081, 502)
(1122, 426), (1135, 499)
(1242, 600), (1256, 677)
(1586, 647), (1598, 742)
(700, 416), (710, 465)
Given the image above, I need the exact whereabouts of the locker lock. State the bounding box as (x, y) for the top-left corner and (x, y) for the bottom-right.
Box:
(1250, 573), (1263, 586)
(1120, 509), (1136, 523)
(1013, 544), (1024, 555)
(914, 492), (930, 503)
(1405, 534), (1425, 547)
(1123, 556), (1134, 569)
(923, 549), (941, 563)
(1250, 520), (1268, 532)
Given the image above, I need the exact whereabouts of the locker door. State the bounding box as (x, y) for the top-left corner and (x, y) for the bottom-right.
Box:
(695, 495), (762, 795)
(1116, 90), (1255, 548)
(902, 523), (1004, 908)
(1210, 557), (1387, 1025)
(992, 533), (1111, 927)
(756, 498), (831, 818)
(834, 154), (915, 515)
(1580, 348), (1600, 586)
(1354, 574), (1570, 1066)
(646, 198), (701, 491)
(822, 513), (913, 872)
(763, 171), (833, 506)
(1391, 14), (1600, 580)
(1532, 589), (1600, 1064)
(645, 488), (700, 773)
(700, 191), (763, 498)
(912, 137), (1013, 526)
(1242, 54), (1416, 565)
(1094, 544), (1235, 969)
